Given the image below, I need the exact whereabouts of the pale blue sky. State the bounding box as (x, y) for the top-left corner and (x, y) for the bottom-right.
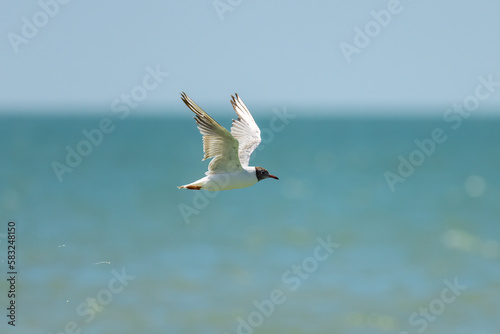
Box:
(1, 1), (499, 115)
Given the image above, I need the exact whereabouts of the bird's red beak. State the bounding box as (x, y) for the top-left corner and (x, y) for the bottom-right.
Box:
(269, 174), (279, 180)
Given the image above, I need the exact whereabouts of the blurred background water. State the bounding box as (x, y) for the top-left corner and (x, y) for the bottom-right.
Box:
(0, 112), (498, 334)
(3, 1), (500, 333)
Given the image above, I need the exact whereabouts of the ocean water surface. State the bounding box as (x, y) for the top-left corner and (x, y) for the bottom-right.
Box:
(0, 111), (498, 334)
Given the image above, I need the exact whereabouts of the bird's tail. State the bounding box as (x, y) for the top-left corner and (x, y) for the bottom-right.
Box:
(178, 176), (207, 190)
(178, 184), (202, 190)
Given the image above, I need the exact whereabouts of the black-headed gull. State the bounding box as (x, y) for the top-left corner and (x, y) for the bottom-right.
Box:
(178, 92), (279, 191)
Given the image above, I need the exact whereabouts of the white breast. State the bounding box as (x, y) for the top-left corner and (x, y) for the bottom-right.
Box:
(203, 167), (257, 191)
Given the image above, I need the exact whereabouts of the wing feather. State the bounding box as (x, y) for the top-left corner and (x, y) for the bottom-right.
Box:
(181, 92), (242, 173)
(230, 94), (261, 167)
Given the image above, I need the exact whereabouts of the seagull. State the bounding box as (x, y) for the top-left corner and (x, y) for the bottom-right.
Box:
(178, 92), (279, 191)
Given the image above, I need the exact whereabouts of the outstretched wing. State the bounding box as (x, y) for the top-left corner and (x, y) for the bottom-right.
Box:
(230, 94), (261, 167)
(181, 92), (242, 174)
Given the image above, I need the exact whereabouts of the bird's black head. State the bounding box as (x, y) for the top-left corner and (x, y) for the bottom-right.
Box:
(255, 166), (279, 181)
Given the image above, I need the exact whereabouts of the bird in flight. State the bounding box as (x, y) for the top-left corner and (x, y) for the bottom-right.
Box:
(178, 92), (279, 191)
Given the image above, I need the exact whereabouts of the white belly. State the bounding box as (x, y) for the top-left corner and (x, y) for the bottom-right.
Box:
(203, 167), (257, 191)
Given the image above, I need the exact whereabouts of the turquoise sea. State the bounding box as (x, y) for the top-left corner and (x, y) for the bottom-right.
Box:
(0, 111), (499, 334)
